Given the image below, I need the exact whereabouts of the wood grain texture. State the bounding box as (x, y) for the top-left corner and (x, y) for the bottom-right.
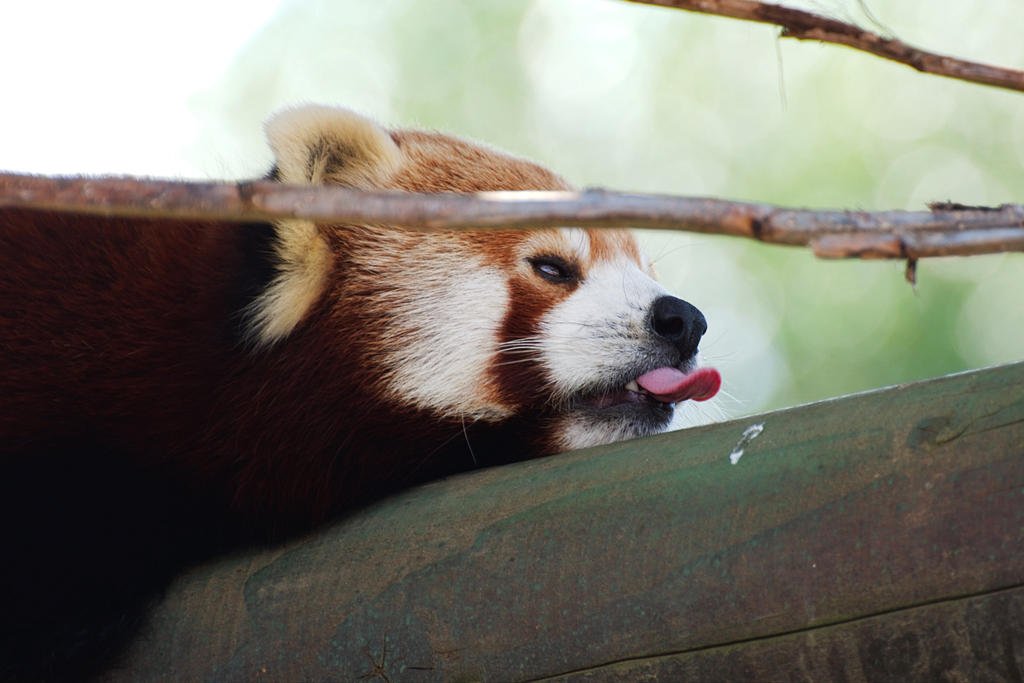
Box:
(108, 361), (1024, 681)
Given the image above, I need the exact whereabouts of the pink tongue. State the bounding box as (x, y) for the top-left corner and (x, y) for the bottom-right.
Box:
(636, 366), (721, 403)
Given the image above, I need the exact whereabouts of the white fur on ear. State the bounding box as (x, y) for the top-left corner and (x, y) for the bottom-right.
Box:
(243, 218), (331, 348)
(264, 104), (403, 187)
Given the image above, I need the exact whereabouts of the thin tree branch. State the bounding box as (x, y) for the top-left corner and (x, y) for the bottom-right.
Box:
(2, 173), (1022, 264)
(811, 227), (1024, 259)
(626, 0), (1024, 94)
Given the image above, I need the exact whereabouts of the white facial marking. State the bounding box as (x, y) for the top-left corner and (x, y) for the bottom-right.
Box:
(556, 414), (644, 451)
(380, 251), (513, 422)
(564, 228), (590, 264)
(539, 258), (667, 402)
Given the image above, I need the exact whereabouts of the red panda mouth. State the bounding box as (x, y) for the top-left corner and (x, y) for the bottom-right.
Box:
(589, 366), (721, 409)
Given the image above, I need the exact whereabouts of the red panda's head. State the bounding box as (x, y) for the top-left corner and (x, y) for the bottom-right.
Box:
(245, 105), (719, 456)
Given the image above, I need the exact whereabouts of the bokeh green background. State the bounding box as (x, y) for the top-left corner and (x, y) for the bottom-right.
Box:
(5, 0), (1023, 424)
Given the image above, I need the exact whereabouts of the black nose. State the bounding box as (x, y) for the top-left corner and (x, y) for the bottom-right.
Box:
(650, 295), (707, 358)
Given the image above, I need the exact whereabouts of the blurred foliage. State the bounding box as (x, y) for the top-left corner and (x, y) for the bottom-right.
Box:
(189, 0), (1024, 419)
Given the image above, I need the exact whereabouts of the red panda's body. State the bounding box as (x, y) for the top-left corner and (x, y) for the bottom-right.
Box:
(2, 213), (345, 528)
(0, 106), (718, 679)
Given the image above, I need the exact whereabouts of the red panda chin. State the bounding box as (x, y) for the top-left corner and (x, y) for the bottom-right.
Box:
(573, 395), (676, 431)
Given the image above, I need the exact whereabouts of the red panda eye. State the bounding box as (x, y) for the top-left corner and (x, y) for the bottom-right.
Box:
(529, 256), (577, 284)
(538, 263), (563, 278)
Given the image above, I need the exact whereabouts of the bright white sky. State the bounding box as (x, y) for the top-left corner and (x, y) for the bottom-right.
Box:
(0, 0), (280, 176)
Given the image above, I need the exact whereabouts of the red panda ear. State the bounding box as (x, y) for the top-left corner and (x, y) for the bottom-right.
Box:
(244, 105), (405, 349)
(265, 105), (404, 188)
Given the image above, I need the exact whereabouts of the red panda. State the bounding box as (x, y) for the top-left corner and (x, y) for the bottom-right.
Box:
(0, 105), (719, 678)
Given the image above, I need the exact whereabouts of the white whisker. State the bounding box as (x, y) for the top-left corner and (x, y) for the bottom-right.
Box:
(460, 414), (477, 465)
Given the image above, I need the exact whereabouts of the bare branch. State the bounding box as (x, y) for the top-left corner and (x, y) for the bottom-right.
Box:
(626, 0), (1024, 93)
(812, 227), (1024, 258)
(1, 172), (1022, 260)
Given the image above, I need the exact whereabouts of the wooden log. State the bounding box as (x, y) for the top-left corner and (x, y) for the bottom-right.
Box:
(559, 586), (1024, 681)
(107, 361), (1024, 681)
